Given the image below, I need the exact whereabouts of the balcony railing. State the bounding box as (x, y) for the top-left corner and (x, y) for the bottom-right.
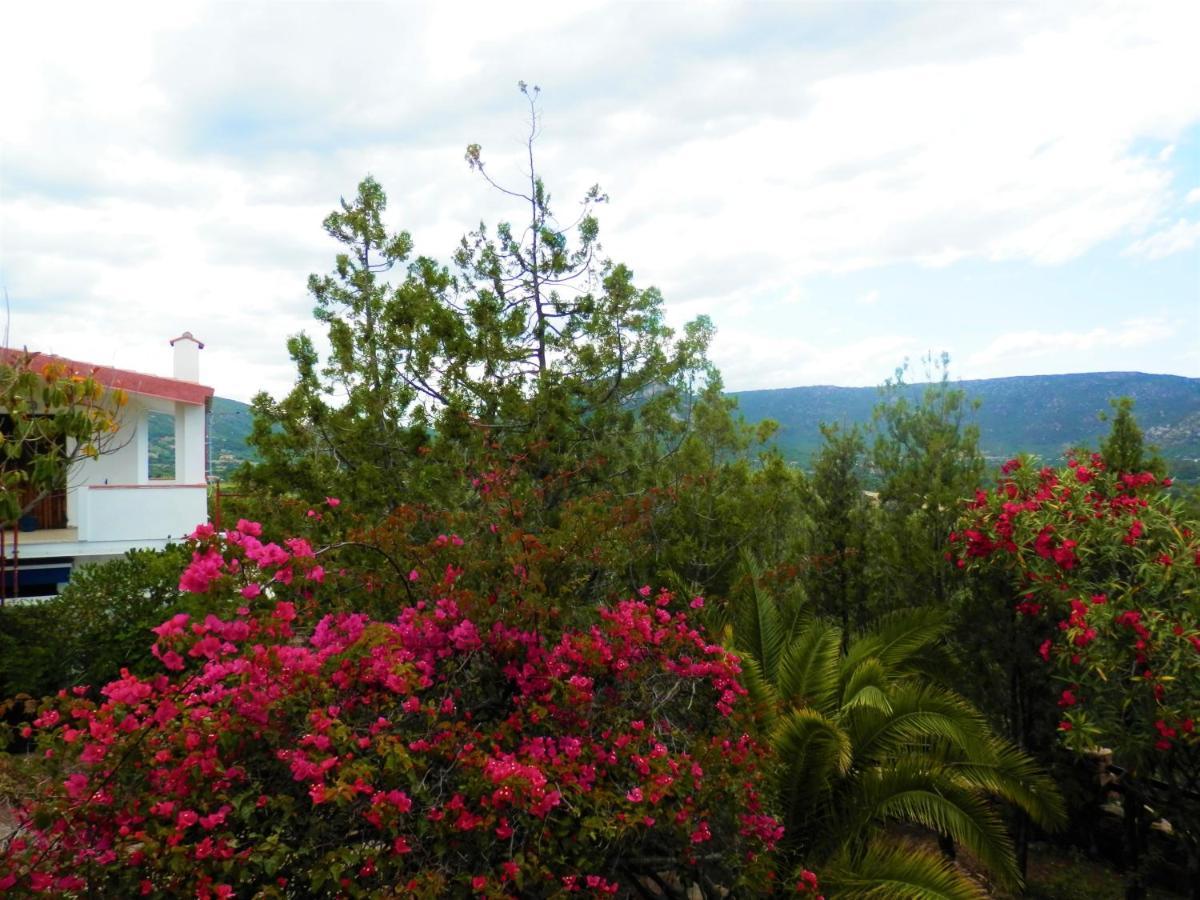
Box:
(20, 488), (67, 530)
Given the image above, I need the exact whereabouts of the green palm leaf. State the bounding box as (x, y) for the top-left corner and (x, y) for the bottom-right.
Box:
(738, 653), (781, 724)
(727, 577), (1062, 891)
(776, 619), (843, 714)
(843, 683), (894, 716)
(824, 842), (987, 900)
(773, 707), (851, 834)
(844, 607), (950, 676)
(841, 657), (891, 711)
(838, 764), (1020, 888)
(734, 553), (785, 680)
(946, 737), (1067, 831)
(851, 683), (990, 762)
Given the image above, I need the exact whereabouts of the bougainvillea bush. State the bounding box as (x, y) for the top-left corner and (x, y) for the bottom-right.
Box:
(953, 456), (1199, 888)
(0, 512), (810, 898)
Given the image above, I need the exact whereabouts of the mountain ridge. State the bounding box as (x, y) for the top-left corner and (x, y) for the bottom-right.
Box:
(151, 372), (1200, 481)
(730, 371), (1200, 472)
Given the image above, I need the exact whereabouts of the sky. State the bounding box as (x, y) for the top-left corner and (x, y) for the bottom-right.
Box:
(1, 0), (1198, 404)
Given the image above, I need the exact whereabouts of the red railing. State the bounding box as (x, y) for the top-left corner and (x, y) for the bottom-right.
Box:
(1, 491), (68, 604)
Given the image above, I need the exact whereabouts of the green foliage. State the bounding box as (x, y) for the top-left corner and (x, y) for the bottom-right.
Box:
(0, 545), (194, 702)
(645, 378), (808, 604)
(0, 351), (127, 526)
(1099, 396), (1165, 477)
(243, 87), (725, 525)
(870, 353), (984, 615)
(823, 842), (987, 899)
(731, 583), (1064, 895)
(240, 175), (444, 510)
(802, 422), (871, 632)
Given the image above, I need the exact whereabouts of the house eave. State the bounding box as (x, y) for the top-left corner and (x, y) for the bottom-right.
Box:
(0, 348), (215, 406)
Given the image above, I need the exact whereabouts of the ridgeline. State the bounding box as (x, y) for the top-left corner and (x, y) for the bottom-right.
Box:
(154, 372), (1200, 481)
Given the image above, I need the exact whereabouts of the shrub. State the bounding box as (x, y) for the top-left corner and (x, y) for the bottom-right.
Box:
(0, 545), (192, 703)
(0, 517), (795, 897)
(955, 456), (1199, 894)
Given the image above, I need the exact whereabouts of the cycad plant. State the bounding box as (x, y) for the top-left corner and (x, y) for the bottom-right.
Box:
(733, 577), (1065, 899)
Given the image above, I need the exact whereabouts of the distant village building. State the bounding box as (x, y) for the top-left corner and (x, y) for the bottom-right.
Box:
(1, 334), (213, 600)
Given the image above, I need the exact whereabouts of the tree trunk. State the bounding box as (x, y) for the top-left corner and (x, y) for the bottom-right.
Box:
(1122, 781), (1146, 900)
(1015, 810), (1030, 881)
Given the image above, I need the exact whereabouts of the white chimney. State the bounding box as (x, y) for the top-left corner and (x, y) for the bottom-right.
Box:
(169, 331), (204, 382)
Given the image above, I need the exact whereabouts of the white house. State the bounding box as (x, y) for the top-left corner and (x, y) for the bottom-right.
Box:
(1, 334), (214, 600)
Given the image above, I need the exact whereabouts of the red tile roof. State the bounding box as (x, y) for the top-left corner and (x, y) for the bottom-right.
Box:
(0, 348), (214, 406)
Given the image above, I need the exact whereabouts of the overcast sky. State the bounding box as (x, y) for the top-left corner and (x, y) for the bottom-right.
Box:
(2, 1), (1197, 403)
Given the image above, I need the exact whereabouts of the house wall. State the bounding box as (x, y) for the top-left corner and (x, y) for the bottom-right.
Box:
(66, 401), (149, 528)
(3, 343), (213, 599)
(65, 393), (204, 533)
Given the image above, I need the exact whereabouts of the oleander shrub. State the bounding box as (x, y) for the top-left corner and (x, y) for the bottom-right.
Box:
(955, 456), (1199, 893)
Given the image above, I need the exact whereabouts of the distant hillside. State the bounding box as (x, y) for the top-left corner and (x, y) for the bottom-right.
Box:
(148, 396), (256, 480)
(147, 374), (1200, 482)
(732, 372), (1200, 475)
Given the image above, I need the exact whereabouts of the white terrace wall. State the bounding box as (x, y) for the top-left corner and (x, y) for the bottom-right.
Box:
(63, 391), (207, 543)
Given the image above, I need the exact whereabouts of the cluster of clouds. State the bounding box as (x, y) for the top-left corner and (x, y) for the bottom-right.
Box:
(2, 1), (1197, 400)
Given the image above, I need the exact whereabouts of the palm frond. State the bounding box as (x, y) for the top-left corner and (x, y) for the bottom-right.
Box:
(851, 683), (990, 761)
(737, 652), (782, 724)
(773, 707), (851, 836)
(824, 842), (988, 900)
(733, 552), (785, 681)
(843, 683), (894, 716)
(776, 620), (843, 714)
(777, 582), (814, 647)
(842, 764), (1021, 888)
(947, 737), (1067, 831)
(757, 606), (1062, 894)
(841, 657), (890, 710)
(845, 607), (950, 677)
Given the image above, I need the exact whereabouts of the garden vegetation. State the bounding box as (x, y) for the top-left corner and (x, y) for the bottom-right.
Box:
(1, 88), (1196, 899)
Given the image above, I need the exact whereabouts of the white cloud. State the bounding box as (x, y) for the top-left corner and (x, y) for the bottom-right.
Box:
(1187, 188), (1200, 205)
(713, 329), (918, 390)
(966, 318), (1177, 371)
(1124, 219), (1200, 260)
(1, 1), (1198, 398)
